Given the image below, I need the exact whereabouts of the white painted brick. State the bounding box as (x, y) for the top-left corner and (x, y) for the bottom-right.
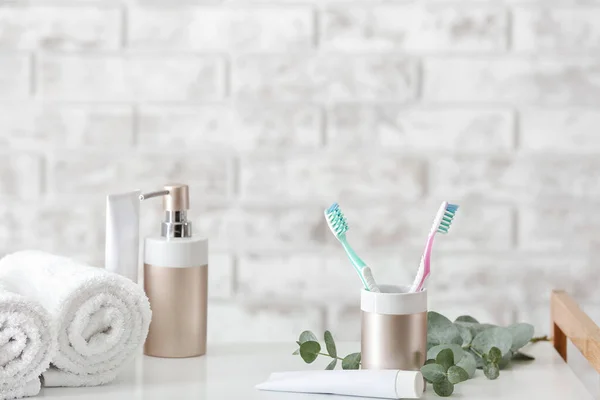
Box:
(129, 7), (313, 51)
(518, 303), (600, 336)
(233, 55), (418, 101)
(520, 108), (600, 152)
(513, 7), (600, 52)
(38, 54), (225, 101)
(328, 105), (514, 151)
(7, 199), (105, 257)
(324, 203), (513, 251)
(518, 205), (600, 251)
(239, 153), (425, 201)
(429, 155), (600, 202)
(208, 253), (234, 299)
(433, 252), (595, 304)
(0, 104), (133, 147)
(138, 104), (322, 149)
(321, 6), (506, 51)
(237, 251), (411, 303)
(0, 153), (42, 199)
(47, 151), (232, 198)
(0, 7), (120, 50)
(0, 55), (29, 99)
(423, 58), (600, 104)
(208, 301), (322, 343)
(426, 300), (516, 327)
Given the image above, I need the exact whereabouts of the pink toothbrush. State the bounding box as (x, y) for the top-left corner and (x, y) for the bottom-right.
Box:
(409, 202), (459, 292)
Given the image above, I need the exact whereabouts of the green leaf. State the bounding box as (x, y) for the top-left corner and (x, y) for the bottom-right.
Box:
(427, 312), (463, 349)
(456, 322), (497, 338)
(292, 349), (299, 355)
(421, 363), (446, 384)
(455, 323), (473, 346)
(436, 348), (455, 372)
(427, 344), (464, 362)
(488, 347), (502, 363)
(324, 331), (337, 358)
(433, 379), (455, 397)
(455, 315), (479, 323)
(447, 366), (469, 384)
(508, 323), (535, 351)
(342, 353), (361, 370)
(469, 349), (484, 369)
(299, 331), (318, 344)
(456, 351), (477, 378)
(299, 341), (321, 364)
(513, 351), (535, 361)
(483, 363), (500, 380)
(498, 351), (512, 369)
(425, 359), (436, 365)
(325, 359), (337, 370)
(471, 327), (513, 356)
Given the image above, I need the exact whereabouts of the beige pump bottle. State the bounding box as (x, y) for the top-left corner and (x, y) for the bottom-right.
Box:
(140, 184), (208, 358)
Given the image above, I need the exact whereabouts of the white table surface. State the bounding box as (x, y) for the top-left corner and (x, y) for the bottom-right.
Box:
(37, 342), (594, 400)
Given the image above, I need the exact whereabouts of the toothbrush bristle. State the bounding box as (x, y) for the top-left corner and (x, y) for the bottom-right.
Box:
(324, 203), (349, 237)
(437, 203), (459, 234)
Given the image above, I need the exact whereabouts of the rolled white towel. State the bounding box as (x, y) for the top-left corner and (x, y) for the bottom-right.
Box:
(0, 282), (55, 400)
(0, 251), (151, 387)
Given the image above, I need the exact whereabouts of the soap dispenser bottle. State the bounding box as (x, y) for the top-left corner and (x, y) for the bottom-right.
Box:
(140, 184), (208, 358)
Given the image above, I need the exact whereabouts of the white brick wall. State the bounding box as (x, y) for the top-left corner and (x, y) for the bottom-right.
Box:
(1, 2), (600, 355)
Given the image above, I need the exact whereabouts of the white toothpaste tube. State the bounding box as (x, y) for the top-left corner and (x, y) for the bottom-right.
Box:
(256, 369), (423, 399)
(105, 190), (141, 282)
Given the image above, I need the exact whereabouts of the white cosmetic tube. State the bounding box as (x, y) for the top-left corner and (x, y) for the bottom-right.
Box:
(105, 190), (141, 282)
(256, 370), (423, 399)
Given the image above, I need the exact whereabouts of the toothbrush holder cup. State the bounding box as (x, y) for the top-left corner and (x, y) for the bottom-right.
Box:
(361, 285), (427, 371)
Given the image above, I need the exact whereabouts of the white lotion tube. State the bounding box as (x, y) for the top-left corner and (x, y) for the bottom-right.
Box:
(256, 370), (423, 399)
(105, 190), (141, 282)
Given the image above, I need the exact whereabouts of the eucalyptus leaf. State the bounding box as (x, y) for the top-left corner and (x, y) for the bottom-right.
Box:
(498, 351), (512, 369)
(428, 344), (465, 362)
(513, 352), (535, 361)
(455, 315), (479, 323)
(456, 351), (477, 378)
(342, 353), (361, 370)
(425, 359), (436, 365)
(299, 331), (318, 344)
(508, 323), (535, 351)
(436, 348), (455, 372)
(447, 366), (469, 384)
(299, 341), (321, 363)
(433, 379), (455, 397)
(469, 349), (484, 368)
(456, 322), (497, 338)
(488, 347), (502, 364)
(483, 363), (500, 380)
(428, 312), (463, 349)
(325, 359), (337, 370)
(455, 323), (473, 346)
(471, 327), (513, 356)
(292, 349), (299, 355)
(421, 363), (446, 384)
(324, 331), (337, 358)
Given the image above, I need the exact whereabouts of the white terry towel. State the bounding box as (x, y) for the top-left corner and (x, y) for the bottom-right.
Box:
(0, 251), (151, 387)
(0, 282), (55, 400)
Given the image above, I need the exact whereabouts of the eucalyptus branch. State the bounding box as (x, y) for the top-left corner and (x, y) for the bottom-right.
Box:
(530, 335), (551, 343)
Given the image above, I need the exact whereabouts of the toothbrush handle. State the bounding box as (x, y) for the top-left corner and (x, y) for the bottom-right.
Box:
(410, 234), (435, 292)
(339, 238), (367, 268)
(339, 238), (379, 291)
(361, 267), (380, 293)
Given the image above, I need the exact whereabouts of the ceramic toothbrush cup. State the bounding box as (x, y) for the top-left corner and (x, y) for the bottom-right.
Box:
(361, 285), (427, 370)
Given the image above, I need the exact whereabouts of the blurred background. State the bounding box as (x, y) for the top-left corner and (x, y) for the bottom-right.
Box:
(0, 0), (599, 384)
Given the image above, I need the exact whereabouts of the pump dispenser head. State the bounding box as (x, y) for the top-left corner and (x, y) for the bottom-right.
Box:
(140, 184), (192, 238)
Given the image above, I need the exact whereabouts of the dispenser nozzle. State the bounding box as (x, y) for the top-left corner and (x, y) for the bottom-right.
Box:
(140, 184), (192, 239)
